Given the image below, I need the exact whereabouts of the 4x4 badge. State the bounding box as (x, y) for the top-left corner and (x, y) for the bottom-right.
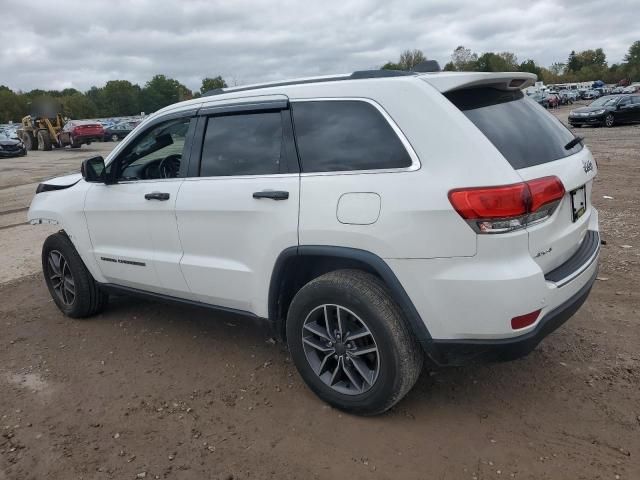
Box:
(582, 158), (594, 174)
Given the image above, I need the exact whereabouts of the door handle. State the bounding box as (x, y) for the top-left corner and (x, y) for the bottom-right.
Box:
(252, 190), (289, 200)
(144, 192), (170, 201)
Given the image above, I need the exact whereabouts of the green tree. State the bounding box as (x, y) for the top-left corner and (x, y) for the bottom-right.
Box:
(200, 76), (227, 94)
(100, 80), (142, 116)
(549, 62), (566, 76)
(519, 59), (542, 77)
(62, 93), (98, 119)
(567, 51), (581, 73)
(449, 46), (478, 71)
(381, 49), (427, 71)
(0, 86), (27, 123)
(474, 52), (518, 72)
(141, 75), (191, 113)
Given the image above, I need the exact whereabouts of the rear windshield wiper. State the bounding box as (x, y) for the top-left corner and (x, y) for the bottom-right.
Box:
(565, 136), (584, 150)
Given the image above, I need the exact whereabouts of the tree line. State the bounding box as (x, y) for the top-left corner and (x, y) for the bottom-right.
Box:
(0, 75), (227, 123)
(384, 41), (640, 87)
(1, 41), (639, 123)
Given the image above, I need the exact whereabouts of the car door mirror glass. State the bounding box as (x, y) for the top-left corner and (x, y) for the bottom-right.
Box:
(81, 156), (106, 183)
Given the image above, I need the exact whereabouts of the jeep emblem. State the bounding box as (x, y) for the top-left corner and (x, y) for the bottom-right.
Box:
(582, 158), (594, 174)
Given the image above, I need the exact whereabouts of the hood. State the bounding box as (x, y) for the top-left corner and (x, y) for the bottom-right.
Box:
(41, 172), (82, 186)
(0, 138), (22, 146)
(35, 172), (82, 194)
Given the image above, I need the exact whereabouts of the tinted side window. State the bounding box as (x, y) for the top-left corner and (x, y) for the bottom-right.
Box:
(631, 96), (640, 104)
(200, 111), (284, 177)
(291, 101), (412, 173)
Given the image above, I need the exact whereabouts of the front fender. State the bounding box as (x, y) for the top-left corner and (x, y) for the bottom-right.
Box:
(28, 181), (106, 283)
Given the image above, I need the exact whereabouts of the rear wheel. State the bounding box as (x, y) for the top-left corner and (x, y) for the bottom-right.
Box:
(37, 130), (52, 151)
(604, 113), (615, 128)
(287, 270), (423, 415)
(111, 134), (119, 142)
(42, 232), (108, 318)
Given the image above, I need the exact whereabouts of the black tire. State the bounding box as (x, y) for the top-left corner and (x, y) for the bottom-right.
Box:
(69, 135), (81, 148)
(604, 113), (615, 128)
(42, 232), (108, 318)
(111, 134), (119, 142)
(286, 270), (423, 415)
(37, 130), (52, 151)
(22, 131), (36, 150)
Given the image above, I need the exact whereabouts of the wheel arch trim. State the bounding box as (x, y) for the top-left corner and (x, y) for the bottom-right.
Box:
(268, 245), (433, 345)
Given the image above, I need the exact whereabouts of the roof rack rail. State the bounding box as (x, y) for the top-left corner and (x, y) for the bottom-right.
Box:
(349, 69), (416, 79)
(202, 68), (421, 97)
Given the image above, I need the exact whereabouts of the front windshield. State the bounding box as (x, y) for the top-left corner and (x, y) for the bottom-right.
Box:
(590, 96), (618, 107)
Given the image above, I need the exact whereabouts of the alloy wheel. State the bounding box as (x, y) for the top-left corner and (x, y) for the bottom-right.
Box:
(47, 250), (76, 306)
(605, 114), (614, 127)
(301, 304), (380, 395)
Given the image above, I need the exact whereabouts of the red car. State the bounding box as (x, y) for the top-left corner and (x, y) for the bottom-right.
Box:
(58, 121), (104, 148)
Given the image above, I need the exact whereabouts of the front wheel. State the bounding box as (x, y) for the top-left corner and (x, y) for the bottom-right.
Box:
(604, 113), (615, 128)
(286, 270), (423, 415)
(42, 232), (108, 318)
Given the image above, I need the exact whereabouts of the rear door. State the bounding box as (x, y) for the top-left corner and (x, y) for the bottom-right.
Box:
(175, 97), (300, 316)
(445, 87), (597, 274)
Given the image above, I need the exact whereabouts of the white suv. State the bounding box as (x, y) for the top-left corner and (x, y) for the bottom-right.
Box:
(29, 69), (600, 415)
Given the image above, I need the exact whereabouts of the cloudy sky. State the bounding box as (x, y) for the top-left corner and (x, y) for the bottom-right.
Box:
(1, 0), (637, 92)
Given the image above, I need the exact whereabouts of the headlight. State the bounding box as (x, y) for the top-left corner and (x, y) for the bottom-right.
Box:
(569, 111), (575, 116)
(590, 109), (606, 116)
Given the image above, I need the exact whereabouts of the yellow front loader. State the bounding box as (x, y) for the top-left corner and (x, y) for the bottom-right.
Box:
(17, 113), (65, 151)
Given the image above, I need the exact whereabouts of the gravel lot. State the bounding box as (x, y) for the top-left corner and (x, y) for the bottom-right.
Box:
(1, 108), (639, 480)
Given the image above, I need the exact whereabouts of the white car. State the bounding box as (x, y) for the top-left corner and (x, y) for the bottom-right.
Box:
(28, 68), (600, 415)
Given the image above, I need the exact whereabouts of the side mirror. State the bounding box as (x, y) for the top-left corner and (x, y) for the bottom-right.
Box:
(81, 156), (106, 183)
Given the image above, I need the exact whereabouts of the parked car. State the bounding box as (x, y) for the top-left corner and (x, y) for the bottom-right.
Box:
(28, 69), (600, 415)
(557, 90), (575, 104)
(0, 131), (27, 157)
(104, 122), (136, 142)
(582, 89), (600, 100)
(58, 121), (104, 148)
(569, 95), (640, 127)
(530, 92), (557, 109)
(611, 86), (626, 94)
(622, 85), (639, 94)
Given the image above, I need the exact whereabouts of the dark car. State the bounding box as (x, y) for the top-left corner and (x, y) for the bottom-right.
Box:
(0, 132), (27, 158)
(569, 95), (640, 128)
(58, 120), (105, 148)
(104, 122), (136, 142)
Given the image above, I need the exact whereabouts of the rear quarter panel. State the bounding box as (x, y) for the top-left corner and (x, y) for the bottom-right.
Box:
(296, 78), (524, 259)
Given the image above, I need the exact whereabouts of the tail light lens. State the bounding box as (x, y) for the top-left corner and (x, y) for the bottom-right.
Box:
(449, 176), (565, 234)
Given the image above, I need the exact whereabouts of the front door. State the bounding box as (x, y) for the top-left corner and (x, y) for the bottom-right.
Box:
(176, 99), (300, 317)
(85, 114), (196, 297)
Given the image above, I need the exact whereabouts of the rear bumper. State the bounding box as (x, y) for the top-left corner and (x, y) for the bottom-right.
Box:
(74, 134), (103, 143)
(426, 266), (597, 365)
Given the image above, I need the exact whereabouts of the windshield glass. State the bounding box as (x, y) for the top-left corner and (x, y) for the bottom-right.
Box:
(446, 87), (582, 169)
(590, 96), (618, 107)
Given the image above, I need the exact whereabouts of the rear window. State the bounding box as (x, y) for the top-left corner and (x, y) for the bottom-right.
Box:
(445, 88), (582, 169)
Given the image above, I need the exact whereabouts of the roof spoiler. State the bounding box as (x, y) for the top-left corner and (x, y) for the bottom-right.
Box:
(422, 72), (537, 93)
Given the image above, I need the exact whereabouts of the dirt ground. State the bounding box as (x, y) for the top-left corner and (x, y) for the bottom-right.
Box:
(0, 109), (638, 480)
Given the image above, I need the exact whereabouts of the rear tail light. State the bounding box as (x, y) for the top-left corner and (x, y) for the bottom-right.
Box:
(448, 176), (565, 234)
